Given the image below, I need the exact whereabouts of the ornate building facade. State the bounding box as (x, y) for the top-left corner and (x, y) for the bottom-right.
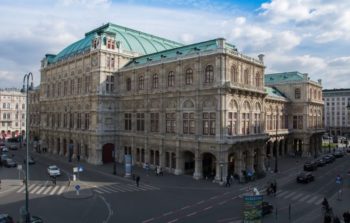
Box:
(323, 88), (350, 137)
(31, 23), (324, 181)
(0, 88), (26, 139)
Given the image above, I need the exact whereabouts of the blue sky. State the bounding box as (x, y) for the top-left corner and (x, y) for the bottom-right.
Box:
(0, 0), (349, 89)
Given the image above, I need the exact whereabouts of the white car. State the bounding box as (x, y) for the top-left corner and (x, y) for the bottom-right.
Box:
(47, 165), (61, 177)
(1, 147), (9, 152)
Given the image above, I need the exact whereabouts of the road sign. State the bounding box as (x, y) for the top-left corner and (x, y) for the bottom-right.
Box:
(17, 164), (22, 170)
(336, 176), (342, 184)
(73, 167), (78, 173)
(75, 185), (80, 191)
(78, 166), (83, 172)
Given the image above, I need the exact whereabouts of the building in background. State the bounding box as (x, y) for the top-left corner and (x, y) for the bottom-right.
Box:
(30, 23), (324, 181)
(323, 88), (350, 137)
(0, 88), (26, 139)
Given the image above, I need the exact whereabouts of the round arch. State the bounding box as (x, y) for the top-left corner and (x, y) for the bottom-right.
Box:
(102, 143), (114, 163)
(202, 152), (216, 179)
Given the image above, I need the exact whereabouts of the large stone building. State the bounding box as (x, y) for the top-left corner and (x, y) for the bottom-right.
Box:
(323, 88), (350, 137)
(30, 23), (324, 181)
(0, 88), (26, 139)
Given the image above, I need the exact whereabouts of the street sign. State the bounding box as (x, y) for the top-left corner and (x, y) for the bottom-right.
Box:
(17, 164), (22, 170)
(78, 166), (83, 172)
(73, 167), (78, 173)
(75, 185), (80, 191)
(336, 176), (342, 184)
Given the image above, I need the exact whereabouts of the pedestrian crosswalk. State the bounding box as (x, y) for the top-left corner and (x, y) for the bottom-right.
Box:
(16, 184), (66, 196)
(273, 190), (324, 206)
(239, 188), (324, 206)
(93, 183), (159, 194)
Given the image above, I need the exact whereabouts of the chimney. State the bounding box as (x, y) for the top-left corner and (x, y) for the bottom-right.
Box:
(258, 54), (265, 63)
(318, 79), (322, 85)
(303, 73), (308, 80)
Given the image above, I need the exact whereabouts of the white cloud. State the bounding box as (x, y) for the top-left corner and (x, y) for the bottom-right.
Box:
(0, 0), (349, 89)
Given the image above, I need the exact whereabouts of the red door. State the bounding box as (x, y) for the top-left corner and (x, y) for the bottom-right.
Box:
(102, 144), (114, 163)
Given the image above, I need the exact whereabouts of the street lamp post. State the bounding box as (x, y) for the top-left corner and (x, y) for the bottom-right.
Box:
(274, 114), (279, 173)
(21, 72), (33, 223)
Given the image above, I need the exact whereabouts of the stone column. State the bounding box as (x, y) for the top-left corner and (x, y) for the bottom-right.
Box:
(257, 145), (266, 173)
(235, 149), (243, 177)
(302, 138), (310, 157)
(247, 149), (255, 172)
(174, 145), (183, 175)
(193, 150), (203, 180)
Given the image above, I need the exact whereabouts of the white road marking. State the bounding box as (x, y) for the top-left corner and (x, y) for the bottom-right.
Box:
(97, 187), (112, 193)
(298, 194), (312, 202)
(292, 193), (304, 200)
(181, 205), (191, 210)
(210, 196), (218, 200)
(284, 191), (297, 199)
(30, 186), (41, 194)
(49, 185), (59, 195)
(203, 206), (213, 211)
(57, 186), (66, 195)
(307, 196), (319, 204)
(219, 200), (228, 205)
(16, 186), (25, 193)
(36, 186), (47, 194)
(167, 219), (178, 223)
(315, 197), (324, 205)
(42, 186), (52, 195)
(142, 218), (154, 223)
(197, 200), (204, 204)
(94, 189), (103, 194)
(187, 212), (197, 217)
(276, 190), (289, 197)
(163, 211), (173, 216)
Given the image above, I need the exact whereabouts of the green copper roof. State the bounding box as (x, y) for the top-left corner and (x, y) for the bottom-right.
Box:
(48, 23), (184, 64)
(264, 86), (287, 99)
(123, 38), (237, 68)
(265, 71), (305, 84)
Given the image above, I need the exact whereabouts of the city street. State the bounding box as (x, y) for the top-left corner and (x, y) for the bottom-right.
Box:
(1, 143), (350, 223)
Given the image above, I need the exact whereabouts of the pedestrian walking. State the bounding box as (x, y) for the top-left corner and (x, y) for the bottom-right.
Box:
(136, 175), (140, 187)
(272, 182), (277, 196)
(343, 211), (350, 223)
(225, 175), (231, 187)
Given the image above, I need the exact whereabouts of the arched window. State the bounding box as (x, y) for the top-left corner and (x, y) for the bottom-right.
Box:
(310, 88), (313, 99)
(231, 66), (238, 83)
(244, 69), (249, 85)
(138, 76), (144, 90)
(126, 78), (131, 91)
(204, 65), (214, 83)
(254, 103), (261, 133)
(168, 71), (175, 87)
(241, 101), (251, 135)
(255, 72), (261, 87)
(228, 100), (238, 136)
(313, 89), (317, 100)
(152, 74), (158, 89)
(185, 68), (193, 85)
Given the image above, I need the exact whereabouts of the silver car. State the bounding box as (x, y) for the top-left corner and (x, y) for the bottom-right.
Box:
(47, 165), (61, 177)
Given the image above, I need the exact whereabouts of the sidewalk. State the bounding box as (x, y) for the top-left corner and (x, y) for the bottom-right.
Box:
(33, 149), (309, 192)
(329, 182), (350, 222)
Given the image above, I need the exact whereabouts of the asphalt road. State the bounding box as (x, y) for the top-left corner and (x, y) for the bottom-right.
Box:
(1, 143), (349, 223)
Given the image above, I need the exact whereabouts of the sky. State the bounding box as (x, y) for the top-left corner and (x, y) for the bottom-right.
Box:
(0, 0), (349, 89)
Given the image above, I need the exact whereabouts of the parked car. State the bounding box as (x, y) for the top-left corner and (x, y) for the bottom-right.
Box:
(8, 145), (17, 150)
(24, 156), (35, 165)
(297, 172), (314, 183)
(304, 161), (318, 171)
(4, 158), (17, 168)
(0, 214), (14, 223)
(0, 154), (8, 165)
(262, 201), (274, 216)
(47, 165), (61, 177)
(334, 150), (344, 158)
(1, 147), (8, 153)
(315, 158), (326, 167)
(323, 155), (335, 164)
